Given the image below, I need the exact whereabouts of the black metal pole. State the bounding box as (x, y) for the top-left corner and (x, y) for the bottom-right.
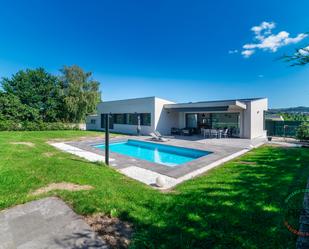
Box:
(105, 114), (109, 165)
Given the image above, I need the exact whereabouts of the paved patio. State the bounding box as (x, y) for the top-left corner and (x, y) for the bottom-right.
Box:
(0, 197), (108, 249)
(51, 135), (266, 189)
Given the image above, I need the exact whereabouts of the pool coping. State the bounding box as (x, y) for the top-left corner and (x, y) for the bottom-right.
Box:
(50, 136), (265, 189)
(73, 138), (217, 177)
(65, 136), (263, 178)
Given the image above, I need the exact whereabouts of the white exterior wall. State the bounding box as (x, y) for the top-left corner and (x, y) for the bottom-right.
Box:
(86, 115), (100, 130)
(154, 97), (177, 135)
(243, 98), (268, 139)
(96, 97), (156, 135)
(248, 98), (268, 139)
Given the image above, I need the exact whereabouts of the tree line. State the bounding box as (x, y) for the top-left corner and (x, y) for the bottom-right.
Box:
(0, 65), (101, 125)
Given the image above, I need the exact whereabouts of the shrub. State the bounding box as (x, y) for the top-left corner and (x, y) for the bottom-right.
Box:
(0, 93), (41, 122)
(296, 122), (309, 141)
(0, 121), (80, 131)
(0, 120), (21, 131)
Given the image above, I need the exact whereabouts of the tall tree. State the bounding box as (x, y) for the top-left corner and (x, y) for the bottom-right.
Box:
(59, 65), (101, 122)
(1, 68), (61, 122)
(0, 92), (40, 122)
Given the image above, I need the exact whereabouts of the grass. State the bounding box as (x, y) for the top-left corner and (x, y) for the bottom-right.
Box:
(0, 131), (309, 248)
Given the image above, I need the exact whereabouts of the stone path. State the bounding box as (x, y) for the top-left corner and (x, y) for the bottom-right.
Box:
(0, 197), (108, 249)
(51, 142), (115, 163)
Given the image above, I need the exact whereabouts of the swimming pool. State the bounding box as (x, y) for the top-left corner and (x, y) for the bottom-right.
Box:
(94, 139), (211, 167)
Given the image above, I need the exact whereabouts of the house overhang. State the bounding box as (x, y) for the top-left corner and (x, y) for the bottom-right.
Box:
(164, 100), (247, 112)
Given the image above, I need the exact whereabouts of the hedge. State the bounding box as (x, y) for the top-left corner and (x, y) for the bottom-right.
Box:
(296, 122), (309, 141)
(0, 120), (80, 131)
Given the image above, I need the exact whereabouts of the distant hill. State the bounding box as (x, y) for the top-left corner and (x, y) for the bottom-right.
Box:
(268, 106), (309, 114)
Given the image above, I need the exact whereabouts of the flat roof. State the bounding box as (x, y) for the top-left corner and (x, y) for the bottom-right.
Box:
(98, 96), (266, 108)
(164, 99), (251, 111)
(97, 96), (174, 104)
(167, 97), (266, 106)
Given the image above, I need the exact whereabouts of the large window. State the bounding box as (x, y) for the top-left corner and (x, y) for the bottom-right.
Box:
(113, 114), (127, 124)
(140, 113), (151, 126)
(128, 114), (138, 125)
(100, 114), (114, 129)
(186, 112), (241, 137)
(210, 113), (239, 130)
(110, 113), (151, 126)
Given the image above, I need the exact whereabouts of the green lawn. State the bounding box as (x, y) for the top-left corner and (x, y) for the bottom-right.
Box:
(0, 131), (309, 249)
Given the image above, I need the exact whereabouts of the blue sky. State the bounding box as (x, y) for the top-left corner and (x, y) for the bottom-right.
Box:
(0, 0), (308, 108)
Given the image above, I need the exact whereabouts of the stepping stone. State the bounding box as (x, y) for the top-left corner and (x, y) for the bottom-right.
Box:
(0, 197), (108, 249)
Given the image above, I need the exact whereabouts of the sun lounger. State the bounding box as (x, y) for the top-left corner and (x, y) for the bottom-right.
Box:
(150, 132), (168, 142)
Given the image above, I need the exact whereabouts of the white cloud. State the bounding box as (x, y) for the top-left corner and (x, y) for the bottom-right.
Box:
(241, 21), (308, 57)
(241, 49), (255, 58)
(251, 21), (275, 39)
(298, 46), (309, 56)
(228, 49), (238, 54)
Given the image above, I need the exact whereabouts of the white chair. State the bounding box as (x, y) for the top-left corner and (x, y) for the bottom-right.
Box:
(222, 129), (229, 138)
(210, 129), (218, 138)
(218, 129), (223, 139)
(204, 129), (211, 138)
(201, 128), (206, 138)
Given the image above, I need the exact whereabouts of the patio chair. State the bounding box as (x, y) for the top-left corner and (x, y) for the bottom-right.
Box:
(217, 129), (223, 139)
(222, 129), (229, 138)
(171, 127), (181, 135)
(210, 129), (218, 138)
(205, 128), (211, 138)
(181, 128), (191, 136)
(201, 128), (210, 138)
(150, 132), (168, 142)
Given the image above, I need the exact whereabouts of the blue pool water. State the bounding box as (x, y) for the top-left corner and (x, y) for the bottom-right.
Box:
(94, 139), (211, 167)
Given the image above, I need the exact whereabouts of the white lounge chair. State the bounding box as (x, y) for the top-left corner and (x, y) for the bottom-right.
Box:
(154, 130), (171, 139)
(150, 132), (168, 142)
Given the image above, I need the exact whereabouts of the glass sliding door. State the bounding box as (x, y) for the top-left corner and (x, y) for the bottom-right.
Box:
(185, 112), (240, 137)
(185, 114), (198, 128)
(210, 113), (240, 137)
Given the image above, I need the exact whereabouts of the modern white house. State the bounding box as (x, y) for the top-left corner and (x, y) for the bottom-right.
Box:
(86, 96), (268, 139)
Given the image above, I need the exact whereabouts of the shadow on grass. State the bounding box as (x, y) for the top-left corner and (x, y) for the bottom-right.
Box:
(127, 147), (309, 249)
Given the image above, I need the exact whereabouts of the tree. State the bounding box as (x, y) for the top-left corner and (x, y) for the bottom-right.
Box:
(0, 92), (40, 122)
(281, 45), (309, 66)
(59, 65), (101, 122)
(1, 68), (61, 122)
(0, 66), (101, 124)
